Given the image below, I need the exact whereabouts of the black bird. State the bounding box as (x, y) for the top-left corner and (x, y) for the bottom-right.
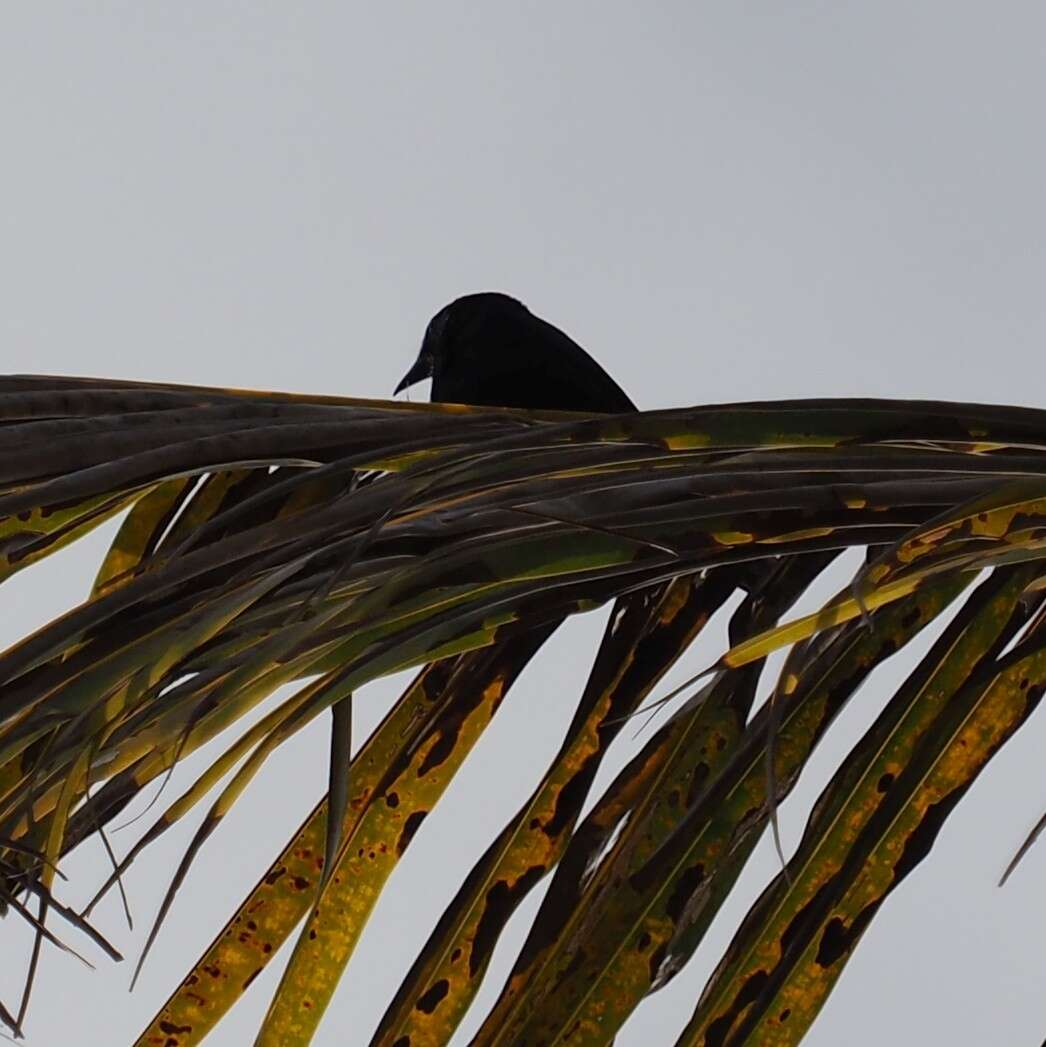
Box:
(395, 292), (636, 413)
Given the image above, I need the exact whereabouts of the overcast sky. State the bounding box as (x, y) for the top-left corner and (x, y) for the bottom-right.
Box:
(2, 5), (1046, 1045)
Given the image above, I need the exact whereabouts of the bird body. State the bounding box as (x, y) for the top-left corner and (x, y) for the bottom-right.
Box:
(395, 292), (635, 413)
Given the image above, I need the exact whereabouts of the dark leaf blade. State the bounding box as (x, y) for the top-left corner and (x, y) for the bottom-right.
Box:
(369, 573), (736, 1047)
(249, 622), (557, 1046)
(678, 564), (1042, 1047)
(134, 633), (550, 1047)
(472, 555), (838, 1047)
(322, 695), (353, 888)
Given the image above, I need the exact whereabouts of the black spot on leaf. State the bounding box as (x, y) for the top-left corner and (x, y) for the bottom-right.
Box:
(471, 865), (546, 975)
(704, 970), (770, 1047)
(415, 979), (449, 1014)
(397, 810), (428, 856)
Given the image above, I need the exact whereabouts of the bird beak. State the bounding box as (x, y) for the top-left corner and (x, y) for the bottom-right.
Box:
(394, 352), (433, 396)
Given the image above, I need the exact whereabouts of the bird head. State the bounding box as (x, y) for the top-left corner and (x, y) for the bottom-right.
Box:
(394, 293), (526, 398)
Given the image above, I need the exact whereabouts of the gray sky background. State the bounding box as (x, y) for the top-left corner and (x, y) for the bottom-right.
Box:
(2, 4), (1046, 1045)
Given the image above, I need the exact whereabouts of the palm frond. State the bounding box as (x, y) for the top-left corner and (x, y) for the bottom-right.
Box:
(2, 377), (1046, 1044)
